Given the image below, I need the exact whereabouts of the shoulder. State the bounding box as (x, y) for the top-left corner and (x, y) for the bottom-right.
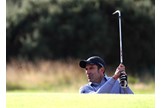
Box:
(79, 83), (93, 93)
(104, 75), (110, 80)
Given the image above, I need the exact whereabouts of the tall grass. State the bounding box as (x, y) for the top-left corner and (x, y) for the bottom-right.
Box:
(7, 59), (86, 92)
(6, 59), (154, 93)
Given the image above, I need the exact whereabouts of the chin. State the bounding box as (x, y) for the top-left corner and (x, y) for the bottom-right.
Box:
(88, 79), (93, 82)
(88, 79), (91, 82)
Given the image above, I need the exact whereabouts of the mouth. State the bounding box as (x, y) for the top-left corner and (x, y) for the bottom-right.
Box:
(87, 74), (92, 80)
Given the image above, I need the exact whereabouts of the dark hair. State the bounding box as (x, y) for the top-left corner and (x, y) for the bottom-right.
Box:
(97, 65), (105, 74)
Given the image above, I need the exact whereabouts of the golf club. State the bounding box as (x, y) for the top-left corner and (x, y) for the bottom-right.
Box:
(113, 10), (123, 64)
(113, 10), (127, 88)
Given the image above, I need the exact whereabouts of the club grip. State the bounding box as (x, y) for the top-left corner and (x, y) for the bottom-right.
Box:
(120, 71), (128, 88)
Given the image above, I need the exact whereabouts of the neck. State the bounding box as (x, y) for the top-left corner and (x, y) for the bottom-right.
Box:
(95, 75), (104, 83)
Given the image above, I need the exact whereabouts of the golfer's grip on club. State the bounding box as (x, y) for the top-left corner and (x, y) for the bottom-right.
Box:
(120, 70), (128, 88)
(113, 64), (128, 88)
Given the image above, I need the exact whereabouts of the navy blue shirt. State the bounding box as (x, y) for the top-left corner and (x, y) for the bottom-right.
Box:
(79, 75), (133, 94)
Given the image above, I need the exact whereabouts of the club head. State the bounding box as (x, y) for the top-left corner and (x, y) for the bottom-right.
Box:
(113, 10), (121, 16)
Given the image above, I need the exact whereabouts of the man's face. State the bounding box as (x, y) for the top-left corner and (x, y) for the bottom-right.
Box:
(85, 64), (103, 83)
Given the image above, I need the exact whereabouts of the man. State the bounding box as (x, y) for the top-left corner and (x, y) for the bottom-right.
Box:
(79, 56), (133, 94)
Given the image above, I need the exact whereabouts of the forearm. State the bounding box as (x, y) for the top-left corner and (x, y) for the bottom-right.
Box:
(96, 77), (134, 94)
(96, 77), (116, 93)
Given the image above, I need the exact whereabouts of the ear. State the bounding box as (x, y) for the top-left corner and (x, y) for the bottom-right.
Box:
(99, 67), (105, 74)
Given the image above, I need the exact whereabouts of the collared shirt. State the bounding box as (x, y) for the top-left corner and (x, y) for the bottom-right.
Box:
(79, 75), (134, 94)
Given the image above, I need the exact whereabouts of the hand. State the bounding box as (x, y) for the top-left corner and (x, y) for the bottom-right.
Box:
(113, 64), (126, 80)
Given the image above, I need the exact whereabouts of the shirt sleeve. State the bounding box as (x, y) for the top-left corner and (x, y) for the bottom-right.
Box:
(96, 78), (134, 94)
(79, 77), (134, 94)
(96, 77), (117, 93)
(120, 86), (134, 94)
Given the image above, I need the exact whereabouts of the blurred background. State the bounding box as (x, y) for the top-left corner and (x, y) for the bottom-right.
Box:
(6, 0), (155, 93)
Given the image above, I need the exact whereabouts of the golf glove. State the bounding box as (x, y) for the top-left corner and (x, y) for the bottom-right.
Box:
(120, 71), (128, 88)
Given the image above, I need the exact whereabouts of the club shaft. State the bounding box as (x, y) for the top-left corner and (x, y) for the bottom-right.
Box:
(113, 10), (123, 64)
(118, 15), (123, 64)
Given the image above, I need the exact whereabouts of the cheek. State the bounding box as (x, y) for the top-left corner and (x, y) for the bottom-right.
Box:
(93, 70), (100, 76)
(96, 71), (103, 77)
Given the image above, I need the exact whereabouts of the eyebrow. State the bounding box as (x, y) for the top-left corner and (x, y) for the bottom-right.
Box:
(85, 65), (96, 69)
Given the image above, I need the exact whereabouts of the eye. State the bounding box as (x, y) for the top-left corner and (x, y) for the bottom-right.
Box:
(89, 66), (95, 70)
(89, 67), (93, 70)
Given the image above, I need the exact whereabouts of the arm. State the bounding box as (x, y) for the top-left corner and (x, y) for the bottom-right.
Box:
(96, 77), (116, 93)
(96, 78), (134, 94)
(97, 64), (134, 94)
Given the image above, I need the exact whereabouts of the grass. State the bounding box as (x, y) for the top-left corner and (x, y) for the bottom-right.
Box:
(6, 59), (86, 92)
(7, 92), (155, 108)
(6, 59), (155, 93)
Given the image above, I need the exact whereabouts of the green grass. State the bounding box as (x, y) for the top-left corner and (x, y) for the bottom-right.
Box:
(7, 92), (155, 108)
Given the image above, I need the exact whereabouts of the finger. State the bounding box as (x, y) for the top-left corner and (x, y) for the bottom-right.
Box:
(121, 71), (127, 75)
(120, 64), (125, 68)
(118, 66), (125, 72)
(120, 64), (125, 70)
